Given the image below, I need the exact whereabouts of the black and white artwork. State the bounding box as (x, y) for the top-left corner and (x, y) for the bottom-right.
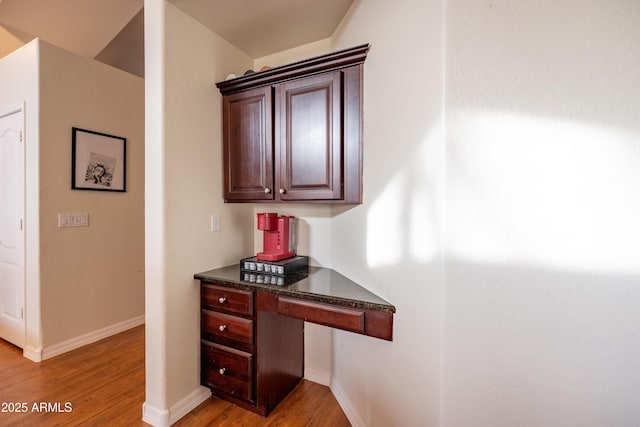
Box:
(72, 127), (126, 192)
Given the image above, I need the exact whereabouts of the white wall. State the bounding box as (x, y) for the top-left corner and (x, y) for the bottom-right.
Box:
(329, 1), (444, 426)
(144, 1), (255, 424)
(38, 40), (145, 351)
(253, 38), (332, 71)
(329, 2), (640, 426)
(147, 1), (640, 426)
(444, 1), (640, 426)
(0, 38), (146, 360)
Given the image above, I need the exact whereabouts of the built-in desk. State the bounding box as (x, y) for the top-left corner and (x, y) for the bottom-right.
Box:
(194, 264), (395, 416)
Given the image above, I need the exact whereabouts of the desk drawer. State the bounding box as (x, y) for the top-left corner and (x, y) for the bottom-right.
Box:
(201, 341), (253, 401)
(202, 309), (254, 346)
(202, 283), (253, 316)
(277, 296), (365, 333)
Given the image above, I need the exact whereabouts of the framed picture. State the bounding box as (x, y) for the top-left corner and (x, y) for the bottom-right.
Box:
(72, 127), (126, 192)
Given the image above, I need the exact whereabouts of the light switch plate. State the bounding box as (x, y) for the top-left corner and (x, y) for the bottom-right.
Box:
(59, 213), (89, 228)
(211, 213), (220, 232)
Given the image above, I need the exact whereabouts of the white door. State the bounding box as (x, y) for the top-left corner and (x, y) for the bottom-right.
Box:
(0, 107), (25, 348)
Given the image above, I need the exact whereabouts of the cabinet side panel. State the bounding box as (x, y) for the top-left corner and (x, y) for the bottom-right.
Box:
(343, 65), (364, 203)
(255, 291), (304, 415)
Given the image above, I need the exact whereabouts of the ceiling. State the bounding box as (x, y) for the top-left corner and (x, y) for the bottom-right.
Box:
(0, 0), (353, 60)
(168, 0), (353, 58)
(0, 0), (144, 58)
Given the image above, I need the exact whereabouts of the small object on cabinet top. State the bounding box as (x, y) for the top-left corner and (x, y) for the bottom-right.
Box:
(240, 255), (309, 276)
(216, 43), (370, 95)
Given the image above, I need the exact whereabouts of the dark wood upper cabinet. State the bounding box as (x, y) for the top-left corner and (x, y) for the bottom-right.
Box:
(216, 44), (369, 203)
(222, 86), (273, 201)
(276, 71), (342, 201)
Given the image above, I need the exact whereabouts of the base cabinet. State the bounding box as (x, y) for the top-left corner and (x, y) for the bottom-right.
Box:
(200, 283), (303, 416)
(197, 263), (395, 416)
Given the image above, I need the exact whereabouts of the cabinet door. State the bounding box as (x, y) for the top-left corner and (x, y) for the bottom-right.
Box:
(223, 86), (274, 201)
(276, 71), (342, 201)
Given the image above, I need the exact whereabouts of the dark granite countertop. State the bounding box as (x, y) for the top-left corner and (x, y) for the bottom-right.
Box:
(194, 264), (395, 313)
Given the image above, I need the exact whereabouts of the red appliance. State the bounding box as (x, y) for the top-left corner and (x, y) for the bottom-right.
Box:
(256, 213), (296, 261)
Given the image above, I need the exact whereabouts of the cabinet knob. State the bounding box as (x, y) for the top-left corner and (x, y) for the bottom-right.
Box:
(279, 188), (286, 194)
(218, 297), (227, 304)
(219, 367), (226, 375)
(218, 325), (227, 332)
(264, 188), (271, 194)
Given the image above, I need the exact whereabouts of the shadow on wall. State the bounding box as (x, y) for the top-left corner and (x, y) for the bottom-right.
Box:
(366, 116), (442, 270)
(0, 24), (34, 58)
(330, 118), (444, 426)
(443, 110), (640, 425)
(352, 108), (640, 425)
(0, 23), (34, 44)
(444, 258), (640, 426)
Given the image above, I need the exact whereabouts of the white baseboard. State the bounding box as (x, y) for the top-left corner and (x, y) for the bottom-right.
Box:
(331, 379), (366, 427)
(41, 315), (145, 360)
(23, 345), (42, 362)
(142, 402), (169, 427)
(169, 386), (211, 424)
(304, 366), (331, 386)
(142, 386), (211, 427)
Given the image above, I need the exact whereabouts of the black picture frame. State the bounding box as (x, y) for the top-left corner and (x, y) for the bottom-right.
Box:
(71, 127), (126, 192)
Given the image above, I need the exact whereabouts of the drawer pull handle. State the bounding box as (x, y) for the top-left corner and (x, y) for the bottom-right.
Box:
(218, 325), (227, 332)
(219, 367), (226, 375)
(264, 187), (271, 194)
(218, 297), (227, 304)
(279, 188), (286, 194)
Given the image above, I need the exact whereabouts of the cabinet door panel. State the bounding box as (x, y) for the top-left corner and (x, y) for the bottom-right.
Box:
(223, 86), (273, 201)
(277, 72), (342, 201)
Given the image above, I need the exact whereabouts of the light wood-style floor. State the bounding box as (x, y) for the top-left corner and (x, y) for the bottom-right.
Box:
(0, 326), (350, 426)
